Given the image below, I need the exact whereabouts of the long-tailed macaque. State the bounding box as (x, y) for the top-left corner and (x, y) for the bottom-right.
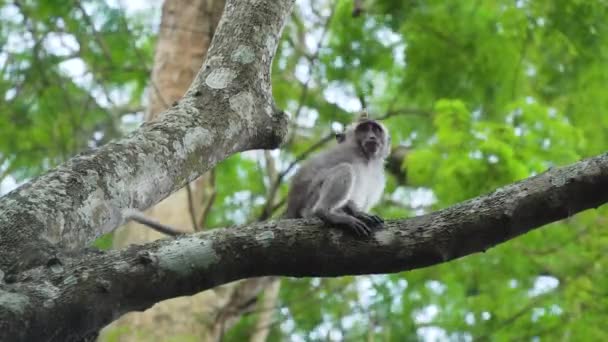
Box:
(124, 112), (390, 237)
(285, 113), (390, 236)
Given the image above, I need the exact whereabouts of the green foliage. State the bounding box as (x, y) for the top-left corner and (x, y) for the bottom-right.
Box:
(92, 232), (114, 250)
(2, 0), (608, 341)
(408, 98), (583, 204)
(260, 0), (608, 340)
(0, 0), (153, 181)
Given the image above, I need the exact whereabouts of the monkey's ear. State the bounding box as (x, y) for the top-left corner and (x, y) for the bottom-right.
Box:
(335, 132), (346, 143)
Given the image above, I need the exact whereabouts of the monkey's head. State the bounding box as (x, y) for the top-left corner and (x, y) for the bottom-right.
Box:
(338, 119), (391, 160)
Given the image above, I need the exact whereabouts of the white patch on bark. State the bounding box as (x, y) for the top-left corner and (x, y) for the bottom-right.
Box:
(266, 35), (276, 56)
(229, 91), (255, 132)
(185, 127), (213, 148)
(156, 237), (219, 276)
(206, 55), (223, 66)
(62, 275), (78, 286)
(105, 154), (135, 202)
(255, 230), (275, 247)
(102, 152), (173, 216)
(205, 68), (237, 89)
(38, 282), (61, 308)
(231, 45), (255, 64)
(226, 117), (244, 139)
(173, 127), (213, 159)
(113, 260), (131, 273)
(550, 175), (566, 187)
(40, 212), (67, 245)
(78, 188), (110, 230)
(0, 290), (29, 314)
(375, 230), (395, 245)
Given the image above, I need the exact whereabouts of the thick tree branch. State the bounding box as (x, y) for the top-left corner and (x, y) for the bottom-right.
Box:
(0, 0), (294, 271)
(1, 152), (606, 341)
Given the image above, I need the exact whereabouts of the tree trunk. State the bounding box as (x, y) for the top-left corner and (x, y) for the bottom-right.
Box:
(100, 1), (229, 340)
(250, 278), (282, 342)
(101, 2), (275, 340)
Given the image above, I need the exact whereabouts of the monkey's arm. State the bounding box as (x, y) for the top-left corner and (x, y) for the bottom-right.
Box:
(311, 164), (372, 236)
(123, 209), (183, 237)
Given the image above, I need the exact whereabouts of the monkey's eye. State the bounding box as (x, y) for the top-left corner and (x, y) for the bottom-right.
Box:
(367, 123), (382, 135)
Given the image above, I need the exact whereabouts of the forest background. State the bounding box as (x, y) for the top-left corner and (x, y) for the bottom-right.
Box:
(1, 0), (607, 340)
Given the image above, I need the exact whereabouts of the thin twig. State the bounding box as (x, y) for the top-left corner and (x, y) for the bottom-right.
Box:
(197, 170), (217, 229)
(283, 4), (337, 146)
(185, 182), (199, 231)
(75, 0), (114, 63)
(115, 0), (169, 109)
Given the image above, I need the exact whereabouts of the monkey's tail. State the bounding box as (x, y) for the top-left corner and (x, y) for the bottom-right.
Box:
(123, 209), (182, 237)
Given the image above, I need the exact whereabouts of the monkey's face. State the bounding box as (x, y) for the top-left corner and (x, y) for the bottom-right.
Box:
(355, 120), (387, 158)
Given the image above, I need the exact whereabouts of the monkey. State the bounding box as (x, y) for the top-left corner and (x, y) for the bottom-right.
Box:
(285, 112), (391, 237)
(122, 112), (390, 238)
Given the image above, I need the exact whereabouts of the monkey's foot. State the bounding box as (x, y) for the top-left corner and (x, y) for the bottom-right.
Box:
(316, 211), (373, 237)
(354, 213), (384, 230)
(334, 218), (372, 237)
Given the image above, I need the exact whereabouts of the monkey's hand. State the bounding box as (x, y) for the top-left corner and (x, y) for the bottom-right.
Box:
(310, 164), (378, 237)
(343, 201), (384, 230)
(355, 213), (384, 229)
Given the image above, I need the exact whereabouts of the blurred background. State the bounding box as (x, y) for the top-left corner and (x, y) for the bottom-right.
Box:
(1, 0), (607, 341)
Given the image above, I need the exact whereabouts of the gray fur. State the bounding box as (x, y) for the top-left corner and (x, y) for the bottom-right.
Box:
(286, 120), (390, 236)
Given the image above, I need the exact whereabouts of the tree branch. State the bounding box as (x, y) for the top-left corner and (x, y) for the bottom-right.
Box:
(1, 152), (606, 341)
(0, 0), (294, 272)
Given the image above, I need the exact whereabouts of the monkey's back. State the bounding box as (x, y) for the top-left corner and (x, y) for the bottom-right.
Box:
(285, 143), (360, 218)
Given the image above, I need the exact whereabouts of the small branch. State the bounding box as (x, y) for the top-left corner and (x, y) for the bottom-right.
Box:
(386, 145), (409, 184)
(126, 209), (184, 236)
(114, 0), (169, 110)
(283, 5), (336, 146)
(186, 183), (199, 231)
(197, 170), (217, 229)
(75, 0), (114, 63)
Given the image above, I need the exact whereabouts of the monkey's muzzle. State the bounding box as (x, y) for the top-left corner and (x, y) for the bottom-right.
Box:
(363, 140), (379, 154)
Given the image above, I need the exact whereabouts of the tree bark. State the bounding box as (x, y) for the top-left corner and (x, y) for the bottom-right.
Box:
(2, 150), (607, 340)
(0, 0), (607, 340)
(0, 0), (293, 340)
(0, 0), (291, 273)
(101, 1), (231, 340)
